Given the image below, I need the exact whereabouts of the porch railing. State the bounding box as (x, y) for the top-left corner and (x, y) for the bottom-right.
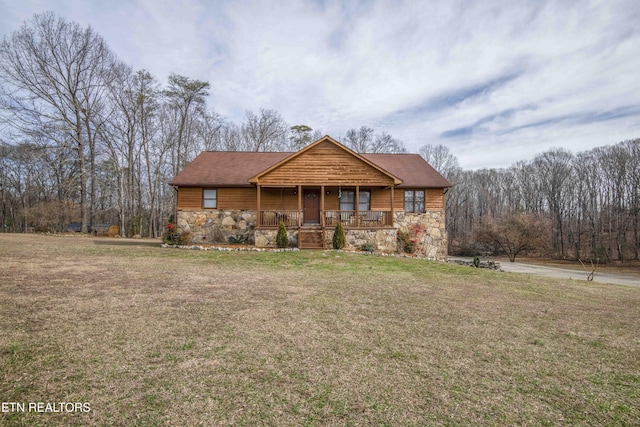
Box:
(324, 210), (392, 228)
(259, 210), (393, 228)
(260, 210), (300, 227)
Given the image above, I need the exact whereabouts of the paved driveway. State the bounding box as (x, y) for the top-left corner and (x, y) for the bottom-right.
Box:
(499, 261), (639, 287)
(450, 257), (639, 287)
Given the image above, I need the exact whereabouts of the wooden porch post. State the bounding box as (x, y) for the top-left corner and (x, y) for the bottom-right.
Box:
(355, 185), (360, 227)
(390, 185), (395, 227)
(320, 185), (325, 227)
(297, 185), (302, 227)
(256, 184), (261, 227)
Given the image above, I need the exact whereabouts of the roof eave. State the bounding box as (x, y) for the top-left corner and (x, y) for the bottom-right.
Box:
(169, 182), (254, 188)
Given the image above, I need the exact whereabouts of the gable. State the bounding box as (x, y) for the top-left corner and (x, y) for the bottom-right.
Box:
(250, 137), (401, 186)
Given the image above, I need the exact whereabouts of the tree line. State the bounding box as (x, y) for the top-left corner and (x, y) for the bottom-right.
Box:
(0, 13), (408, 238)
(423, 140), (640, 262)
(1, 13), (638, 264)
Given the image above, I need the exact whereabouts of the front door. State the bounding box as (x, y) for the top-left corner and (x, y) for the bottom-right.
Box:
(303, 190), (320, 224)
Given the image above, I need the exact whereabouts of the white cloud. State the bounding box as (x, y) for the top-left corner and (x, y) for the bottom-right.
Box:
(1, 0), (639, 168)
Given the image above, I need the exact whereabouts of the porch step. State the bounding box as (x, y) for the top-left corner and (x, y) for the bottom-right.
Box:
(299, 229), (325, 249)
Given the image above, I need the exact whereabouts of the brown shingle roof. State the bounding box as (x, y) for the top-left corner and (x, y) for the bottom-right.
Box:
(361, 153), (452, 188)
(169, 152), (291, 187)
(169, 140), (451, 188)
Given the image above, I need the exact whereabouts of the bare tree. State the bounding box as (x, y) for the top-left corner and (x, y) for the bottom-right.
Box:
(342, 126), (374, 153)
(476, 211), (551, 262)
(134, 70), (164, 237)
(447, 140), (640, 262)
(0, 12), (119, 233)
(624, 139), (640, 260)
(241, 109), (289, 152)
(371, 132), (406, 153)
(101, 63), (140, 236)
(534, 148), (573, 258)
(419, 144), (461, 179)
(216, 122), (244, 151)
(198, 110), (224, 152)
(1, 143), (39, 231)
(341, 127), (406, 153)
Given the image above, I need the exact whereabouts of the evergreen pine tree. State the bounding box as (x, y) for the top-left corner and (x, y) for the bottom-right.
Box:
(332, 221), (346, 249)
(276, 221), (289, 248)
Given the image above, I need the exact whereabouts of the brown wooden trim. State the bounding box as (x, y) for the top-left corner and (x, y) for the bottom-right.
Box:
(355, 185), (359, 227)
(390, 186), (395, 217)
(297, 185), (302, 227)
(256, 184), (261, 227)
(320, 185), (325, 227)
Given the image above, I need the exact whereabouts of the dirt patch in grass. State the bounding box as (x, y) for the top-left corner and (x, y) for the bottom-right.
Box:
(1, 234), (639, 426)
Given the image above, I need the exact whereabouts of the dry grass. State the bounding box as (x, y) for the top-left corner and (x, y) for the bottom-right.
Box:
(1, 234), (639, 426)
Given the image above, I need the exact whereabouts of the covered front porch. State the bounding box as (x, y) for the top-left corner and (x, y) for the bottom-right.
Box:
(256, 185), (395, 230)
(246, 137), (404, 249)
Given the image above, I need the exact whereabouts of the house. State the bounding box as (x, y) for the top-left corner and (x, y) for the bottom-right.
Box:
(169, 136), (451, 259)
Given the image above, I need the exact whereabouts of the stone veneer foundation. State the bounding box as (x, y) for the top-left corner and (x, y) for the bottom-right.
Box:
(177, 210), (257, 244)
(394, 211), (448, 260)
(177, 209), (447, 260)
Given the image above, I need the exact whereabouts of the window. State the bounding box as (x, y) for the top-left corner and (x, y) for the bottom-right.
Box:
(203, 189), (217, 208)
(404, 190), (425, 213)
(359, 191), (371, 211)
(340, 190), (354, 211)
(339, 190), (371, 211)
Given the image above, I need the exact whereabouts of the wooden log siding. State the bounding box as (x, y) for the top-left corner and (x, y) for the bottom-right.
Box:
(426, 188), (445, 210)
(218, 188), (256, 210)
(177, 187), (202, 210)
(397, 188), (445, 211)
(177, 187), (257, 210)
(368, 187), (444, 211)
(257, 142), (396, 186)
(178, 186), (444, 212)
(261, 188), (299, 210)
(371, 188), (393, 210)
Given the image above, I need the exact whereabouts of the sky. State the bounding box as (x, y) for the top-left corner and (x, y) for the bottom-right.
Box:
(1, 0), (639, 169)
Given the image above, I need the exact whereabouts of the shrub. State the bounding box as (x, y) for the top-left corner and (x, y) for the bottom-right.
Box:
(276, 222), (289, 248)
(178, 232), (193, 245)
(396, 230), (416, 254)
(162, 223), (178, 245)
(228, 235), (248, 244)
(360, 242), (376, 253)
(475, 211), (551, 262)
(332, 221), (346, 250)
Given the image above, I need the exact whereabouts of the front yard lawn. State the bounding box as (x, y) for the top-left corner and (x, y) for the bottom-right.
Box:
(1, 234), (638, 426)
